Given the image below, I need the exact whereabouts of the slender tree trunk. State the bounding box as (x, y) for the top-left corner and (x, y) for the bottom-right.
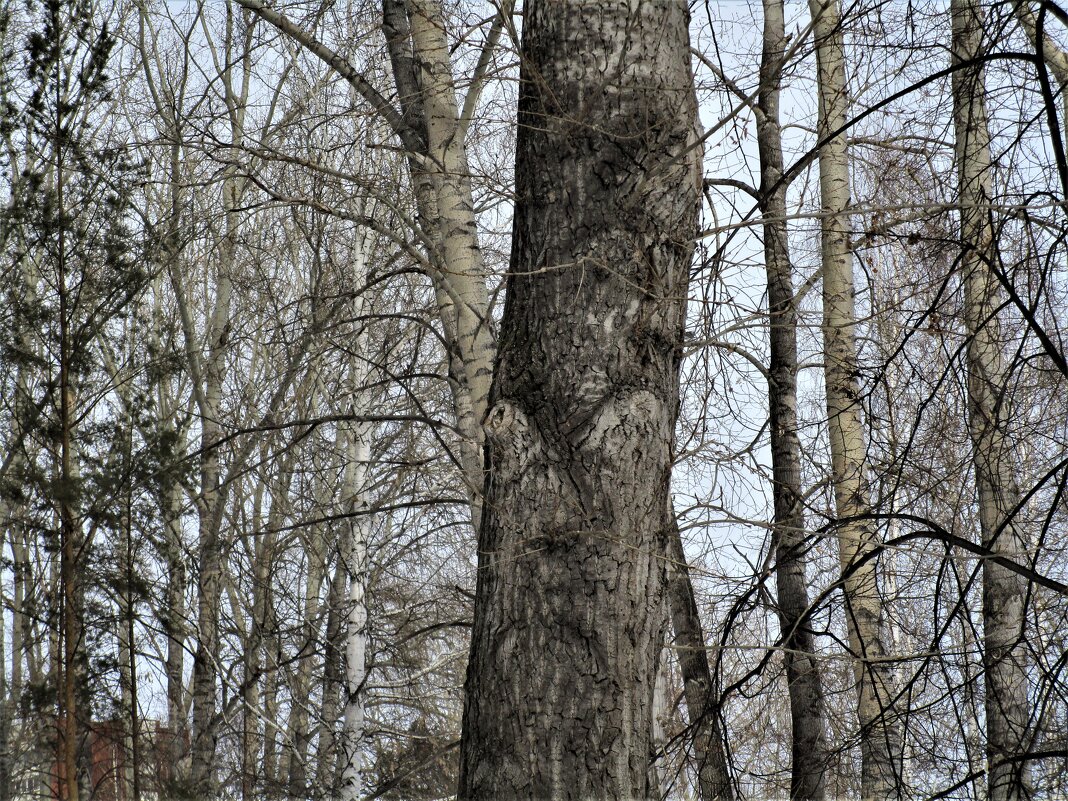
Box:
(58, 290), (81, 801)
(339, 419), (372, 801)
(262, 627), (281, 795)
(0, 579), (9, 801)
(241, 476), (269, 801)
(665, 517), (733, 801)
(284, 542), (327, 799)
(809, 1), (901, 797)
(119, 489), (141, 801)
(162, 481), (188, 785)
(12, 524), (26, 705)
(394, 0), (495, 529)
(458, 3), (701, 797)
(315, 563), (346, 794)
(155, 134), (191, 791)
(337, 266), (377, 799)
(190, 9), (255, 790)
(758, 1), (830, 797)
(951, 2), (1033, 797)
(56, 86), (83, 801)
(240, 621), (261, 801)
(189, 228), (234, 799)
(649, 652), (672, 800)
(1, 451), (30, 801)
(190, 94), (246, 796)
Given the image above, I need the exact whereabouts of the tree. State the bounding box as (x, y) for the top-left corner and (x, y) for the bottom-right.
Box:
(757, 0), (830, 795)
(1, 0), (150, 797)
(664, 516), (734, 800)
(809, 0), (903, 795)
(457, 2), (702, 797)
(4, 0), (1068, 798)
(951, 0), (1033, 796)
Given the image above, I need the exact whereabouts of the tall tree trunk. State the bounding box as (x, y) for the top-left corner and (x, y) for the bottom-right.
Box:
(190, 38), (248, 787)
(665, 517), (733, 801)
(458, 3), (701, 797)
(407, 0), (495, 507)
(119, 491), (140, 801)
(56, 94), (83, 801)
(758, 0), (830, 796)
(328, 233), (377, 801)
(808, 0), (901, 796)
(951, 2), (1033, 797)
(340, 420), (373, 801)
(144, 125), (192, 792)
(240, 474), (269, 801)
(1, 422), (32, 801)
(283, 531), (328, 799)
(188, 209), (235, 798)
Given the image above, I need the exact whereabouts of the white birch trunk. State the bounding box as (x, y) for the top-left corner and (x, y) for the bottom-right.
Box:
(339, 423), (372, 801)
(809, 1), (902, 796)
(951, 2), (1033, 796)
(407, 0), (495, 529)
(338, 234), (375, 801)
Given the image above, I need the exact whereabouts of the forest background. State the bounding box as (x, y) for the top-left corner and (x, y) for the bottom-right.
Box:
(1, 0), (1066, 799)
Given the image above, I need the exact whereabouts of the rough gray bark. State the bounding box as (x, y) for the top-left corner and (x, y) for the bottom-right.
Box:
(808, 0), (902, 796)
(666, 517), (733, 801)
(950, 2), (1033, 797)
(758, 0), (830, 796)
(457, 2), (701, 798)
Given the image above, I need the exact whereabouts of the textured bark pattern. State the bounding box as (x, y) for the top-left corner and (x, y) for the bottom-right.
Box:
(458, 3), (701, 798)
(951, 3), (1033, 797)
(340, 424), (372, 801)
(809, 1), (902, 797)
(759, 1), (829, 796)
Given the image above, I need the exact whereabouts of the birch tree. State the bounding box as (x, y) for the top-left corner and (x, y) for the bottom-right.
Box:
(809, 0), (902, 795)
(951, 1), (1034, 796)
